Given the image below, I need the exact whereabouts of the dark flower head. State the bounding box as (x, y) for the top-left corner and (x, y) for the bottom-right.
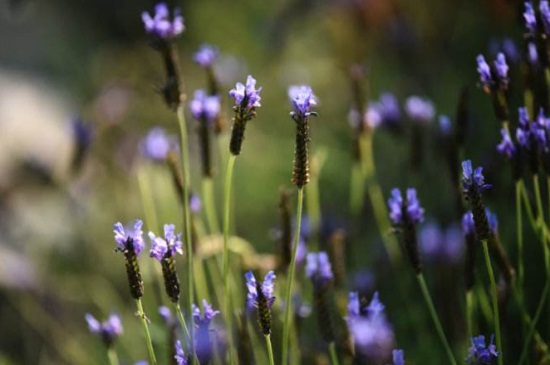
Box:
(245, 271), (276, 309)
(496, 127), (516, 159)
(148, 224), (183, 261)
(392, 349), (405, 365)
(190, 89), (221, 124)
(466, 334), (500, 364)
(114, 220), (145, 255)
(306, 251), (334, 287)
(142, 3), (184, 39)
(175, 340), (188, 365)
(288, 85), (317, 119)
(404, 96), (435, 123)
(461, 160), (492, 196)
(194, 44), (219, 68)
(541, 1), (550, 34)
(387, 188), (424, 226)
(462, 210), (498, 237)
(85, 313), (123, 345)
(524, 2), (537, 34)
(229, 75), (262, 110)
(192, 299), (220, 327)
(140, 127), (176, 162)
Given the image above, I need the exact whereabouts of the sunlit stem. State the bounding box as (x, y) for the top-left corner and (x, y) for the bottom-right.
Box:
(265, 334), (275, 365)
(107, 347), (120, 365)
(136, 299), (157, 365)
(328, 342), (340, 365)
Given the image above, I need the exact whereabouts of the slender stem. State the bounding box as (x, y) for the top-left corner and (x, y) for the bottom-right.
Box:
(175, 302), (190, 341)
(350, 162), (364, 215)
(481, 240), (502, 365)
(516, 181), (524, 293)
(222, 154), (237, 364)
(533, 174), (544, 227)
(306, 157), (323, 252)
(466, 290), (474, 338)
(107, 347), (119, 365)
(282, 188), (305, 365)
(203, 177), (220, 234)
(519, 179), (538, 232)
(176, 105), (195, 353)
(328, 342), (339, 365)
(265, 334), (275, 365)
(135, 299), (157, 365)
(416, 274), (456, 365)
(518, 278), (550, 365)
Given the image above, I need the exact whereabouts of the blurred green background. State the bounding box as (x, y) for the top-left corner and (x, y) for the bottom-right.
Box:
(0, 0), (544, 364)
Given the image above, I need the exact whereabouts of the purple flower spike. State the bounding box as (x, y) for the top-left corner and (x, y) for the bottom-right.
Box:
(140, 127), (175, 162)
(142, 3), (184, 39)
(476, 55), (492, 89)
(229, 75), (262, 110)
(494, 53), (508, 83)
(438, 115), (452, 136)
(404, 96), (435, 123)
(525, 2), (537, 34)
(149, 224), (183, 261)
(462, 211), (475, 236)
(148, 232), (168, 261)
(405, 189), (424, 224)
(388, 189), (404, 225)
(462, 160), (492, 196)
(85, 313), (123, 345)
(306, 251), (334, 288)
(190, 89), (221, 124)
(348, 291), (361, 318)
(289, 85), (317, 119)
(245, 271), (276, 310)
(496, 127), (516, 159)
(387, 188), (424, 226)
(193, 299), (220, 326)
(194, 44), (219, 68)
(114, 220), (145, 255)
(541, 1), (550, 34)
(175, 340), (188, 365)
(392, 349), (405, 365)
(466, 334), (500, 365)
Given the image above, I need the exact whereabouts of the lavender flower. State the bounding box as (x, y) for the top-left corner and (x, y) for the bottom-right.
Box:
(193, 299), (220, 364)
(524, 2), (537, 34)
(289, 85), (317, 119)
(541, 1), (550, 34)
(158, 306), (174, 326)
(365, 93), (401, 129)
(140, 127), (176, 162)
(85, 313), (123, 346)
(496, 127), (516, 159)
(190, 89), (221, 124)
(142, 3), (184, 39)
(392, 349), (405, 365)
(461, 160), (492, 197)
(476, 55), (492, 90)
(404, 96), (435, 123)
(466, 335), (500, 364)
(494, 53), (508, 82)
(387, 188), (425, 226)
(306, 252), (334, 288)
(420, 222), (463, 264)
(528, 42), (539, 65)
(148, 224), (183, 261)
(438, 115), (452, 136)
(347, 292), (395, 363)
(114, 220), (145, 256)
(194, 44), (219, 68)
(245, 271), (276, 335)
(190, 194), (202, 214)
(228, 75), (262, 155)
(175, 340), (188, 365)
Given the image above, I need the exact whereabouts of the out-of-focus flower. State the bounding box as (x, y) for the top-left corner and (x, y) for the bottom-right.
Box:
(388, 188), (424, 226)
(175, 340), (188, 365)
(193, 300), (220, 364)
(420, 222), (463, 263)
(190, 90), (221, 124)
(140, 127), (176, 162)
(305, 252), (334, 288)
(524, 2), (537, 34)
(365, 93), (400, 129)
(404, 96), (435, 123)
(85, 313), (123, 346)
(142, 3), (184, 39)
(391, 349), (405, 365)
(496, 127), (516, 159)
(194, 44), (219, 68)
(466, 335), (500, 364)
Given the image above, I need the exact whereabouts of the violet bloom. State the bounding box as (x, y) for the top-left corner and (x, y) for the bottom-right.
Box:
(288, 85), (317, 119)
(190, 194), (202, 214)
(404, 96), (435, 123)
(476, 55), (492, 90)
(114, 220), (145, 255)
(85, 313), (123, 346)
(245, 271), (276, 310)
(190, 89), (221, 124)
(142, 3), (184, 39)
(347, 292), (395, 362)
(149, 224), (183, 261)
(387, 188), (425, 226)
(229, 75), (262, 110)
(524, 2), (537, 34)
(462, 210), (498, 237)
(466, 335), (500, 365)
(194, 44), (219, 68)
(306, 252), (334, 288)
(158, 306), (174, 326)
(420, 222), (463, 264)
(528, 42), (539, 65)
(365, 93), (401, 129)
(174, 340), (188, 365)
(462, 160), (492, 198)
(541, 1), (550, 34)
(140, 127), (175, 162)
(496, 127), (516, 159)
(516, 107), (531, 148)
(438, 115), (452, 136)
(392, 349), (405, 365)
(494, 53), (508, 84)
(193, 299), (220, 364)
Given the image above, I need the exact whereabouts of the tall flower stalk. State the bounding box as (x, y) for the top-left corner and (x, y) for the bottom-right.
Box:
(282, 85), (317, 364)
(113, 220), (157, 365)
(223, 75), (262, 363)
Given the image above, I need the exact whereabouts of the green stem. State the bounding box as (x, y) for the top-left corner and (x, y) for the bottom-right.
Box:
(136, 299), (157, 365)
(282, 188), (305, 365)
(222, 154), (237, 364)
(203, 177), (220, 234)
(306, 154), (323, 252)
(175, 302), (190, 341)
(176, 105), (195, 354)
(516, 181), (524, 294)
(265, 334), (275, 365)
(416, 274), (456, 365)
(328, 342), (339, 365)
(481, 240), (502, 365)
(533, 174), (544, 228)
(519, 179), (538, 233)
(466, 290), (474, 338)
(518, 279), (550, 365)
(107, 347), (119, 365)
(350, 162), (364, 216)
